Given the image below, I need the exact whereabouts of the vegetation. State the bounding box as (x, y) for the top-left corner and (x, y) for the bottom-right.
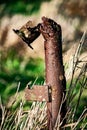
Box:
(0, 31), (87, 129)
(0, 0), (51, 17)
(0, 0), (87, 129)
(0, 51), (45, 105)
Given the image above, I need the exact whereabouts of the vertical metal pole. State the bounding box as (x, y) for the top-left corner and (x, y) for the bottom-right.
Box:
(40, 17), (66, 129)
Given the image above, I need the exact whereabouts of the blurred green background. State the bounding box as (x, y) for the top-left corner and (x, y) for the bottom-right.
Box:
(0, 0), (87, 128)
(0, 0), (49, 105)
(0, 0), (50, 17)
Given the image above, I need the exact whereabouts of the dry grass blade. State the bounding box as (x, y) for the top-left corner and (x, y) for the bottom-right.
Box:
(66, 31), (87, 103)
(65, 30), (87, 80)
(72, 109), (87, 130)
(0, 97), (6, 130)
(26, 102), (47, 130)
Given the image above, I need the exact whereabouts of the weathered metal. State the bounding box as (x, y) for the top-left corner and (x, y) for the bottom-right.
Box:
(25, 85), (51, 102)
(40, 17), (66, 129)
(13, 22), (41, 49)
(18, 16), (67, 130)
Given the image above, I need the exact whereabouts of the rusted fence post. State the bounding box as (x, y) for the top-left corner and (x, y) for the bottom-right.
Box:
(14, 16), (66, 130)
(40, 17), (66, 129)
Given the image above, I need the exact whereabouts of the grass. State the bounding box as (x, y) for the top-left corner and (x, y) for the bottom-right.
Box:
(63, 31), (87, 129)
(0, 0), (51, 17)
(0, 53), (45, 105)
(0, 31), (87, 129)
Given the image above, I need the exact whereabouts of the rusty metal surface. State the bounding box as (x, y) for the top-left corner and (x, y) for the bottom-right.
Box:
(23, 16), (66, 130)
(13, 22), (41, 49)
(40, 17), (66, 129)
(25, 85), (50, 102)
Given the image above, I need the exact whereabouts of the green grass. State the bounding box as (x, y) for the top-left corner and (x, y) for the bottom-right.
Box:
(0, 0), (51, 17)
(0, 51), (45, 105)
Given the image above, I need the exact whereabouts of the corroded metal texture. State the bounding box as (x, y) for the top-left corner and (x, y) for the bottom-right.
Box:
(13, 22), (41, 49)
(40, 17), (66, 129)
(23, 16), (66, 130)
(25, 85), (50, 102)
